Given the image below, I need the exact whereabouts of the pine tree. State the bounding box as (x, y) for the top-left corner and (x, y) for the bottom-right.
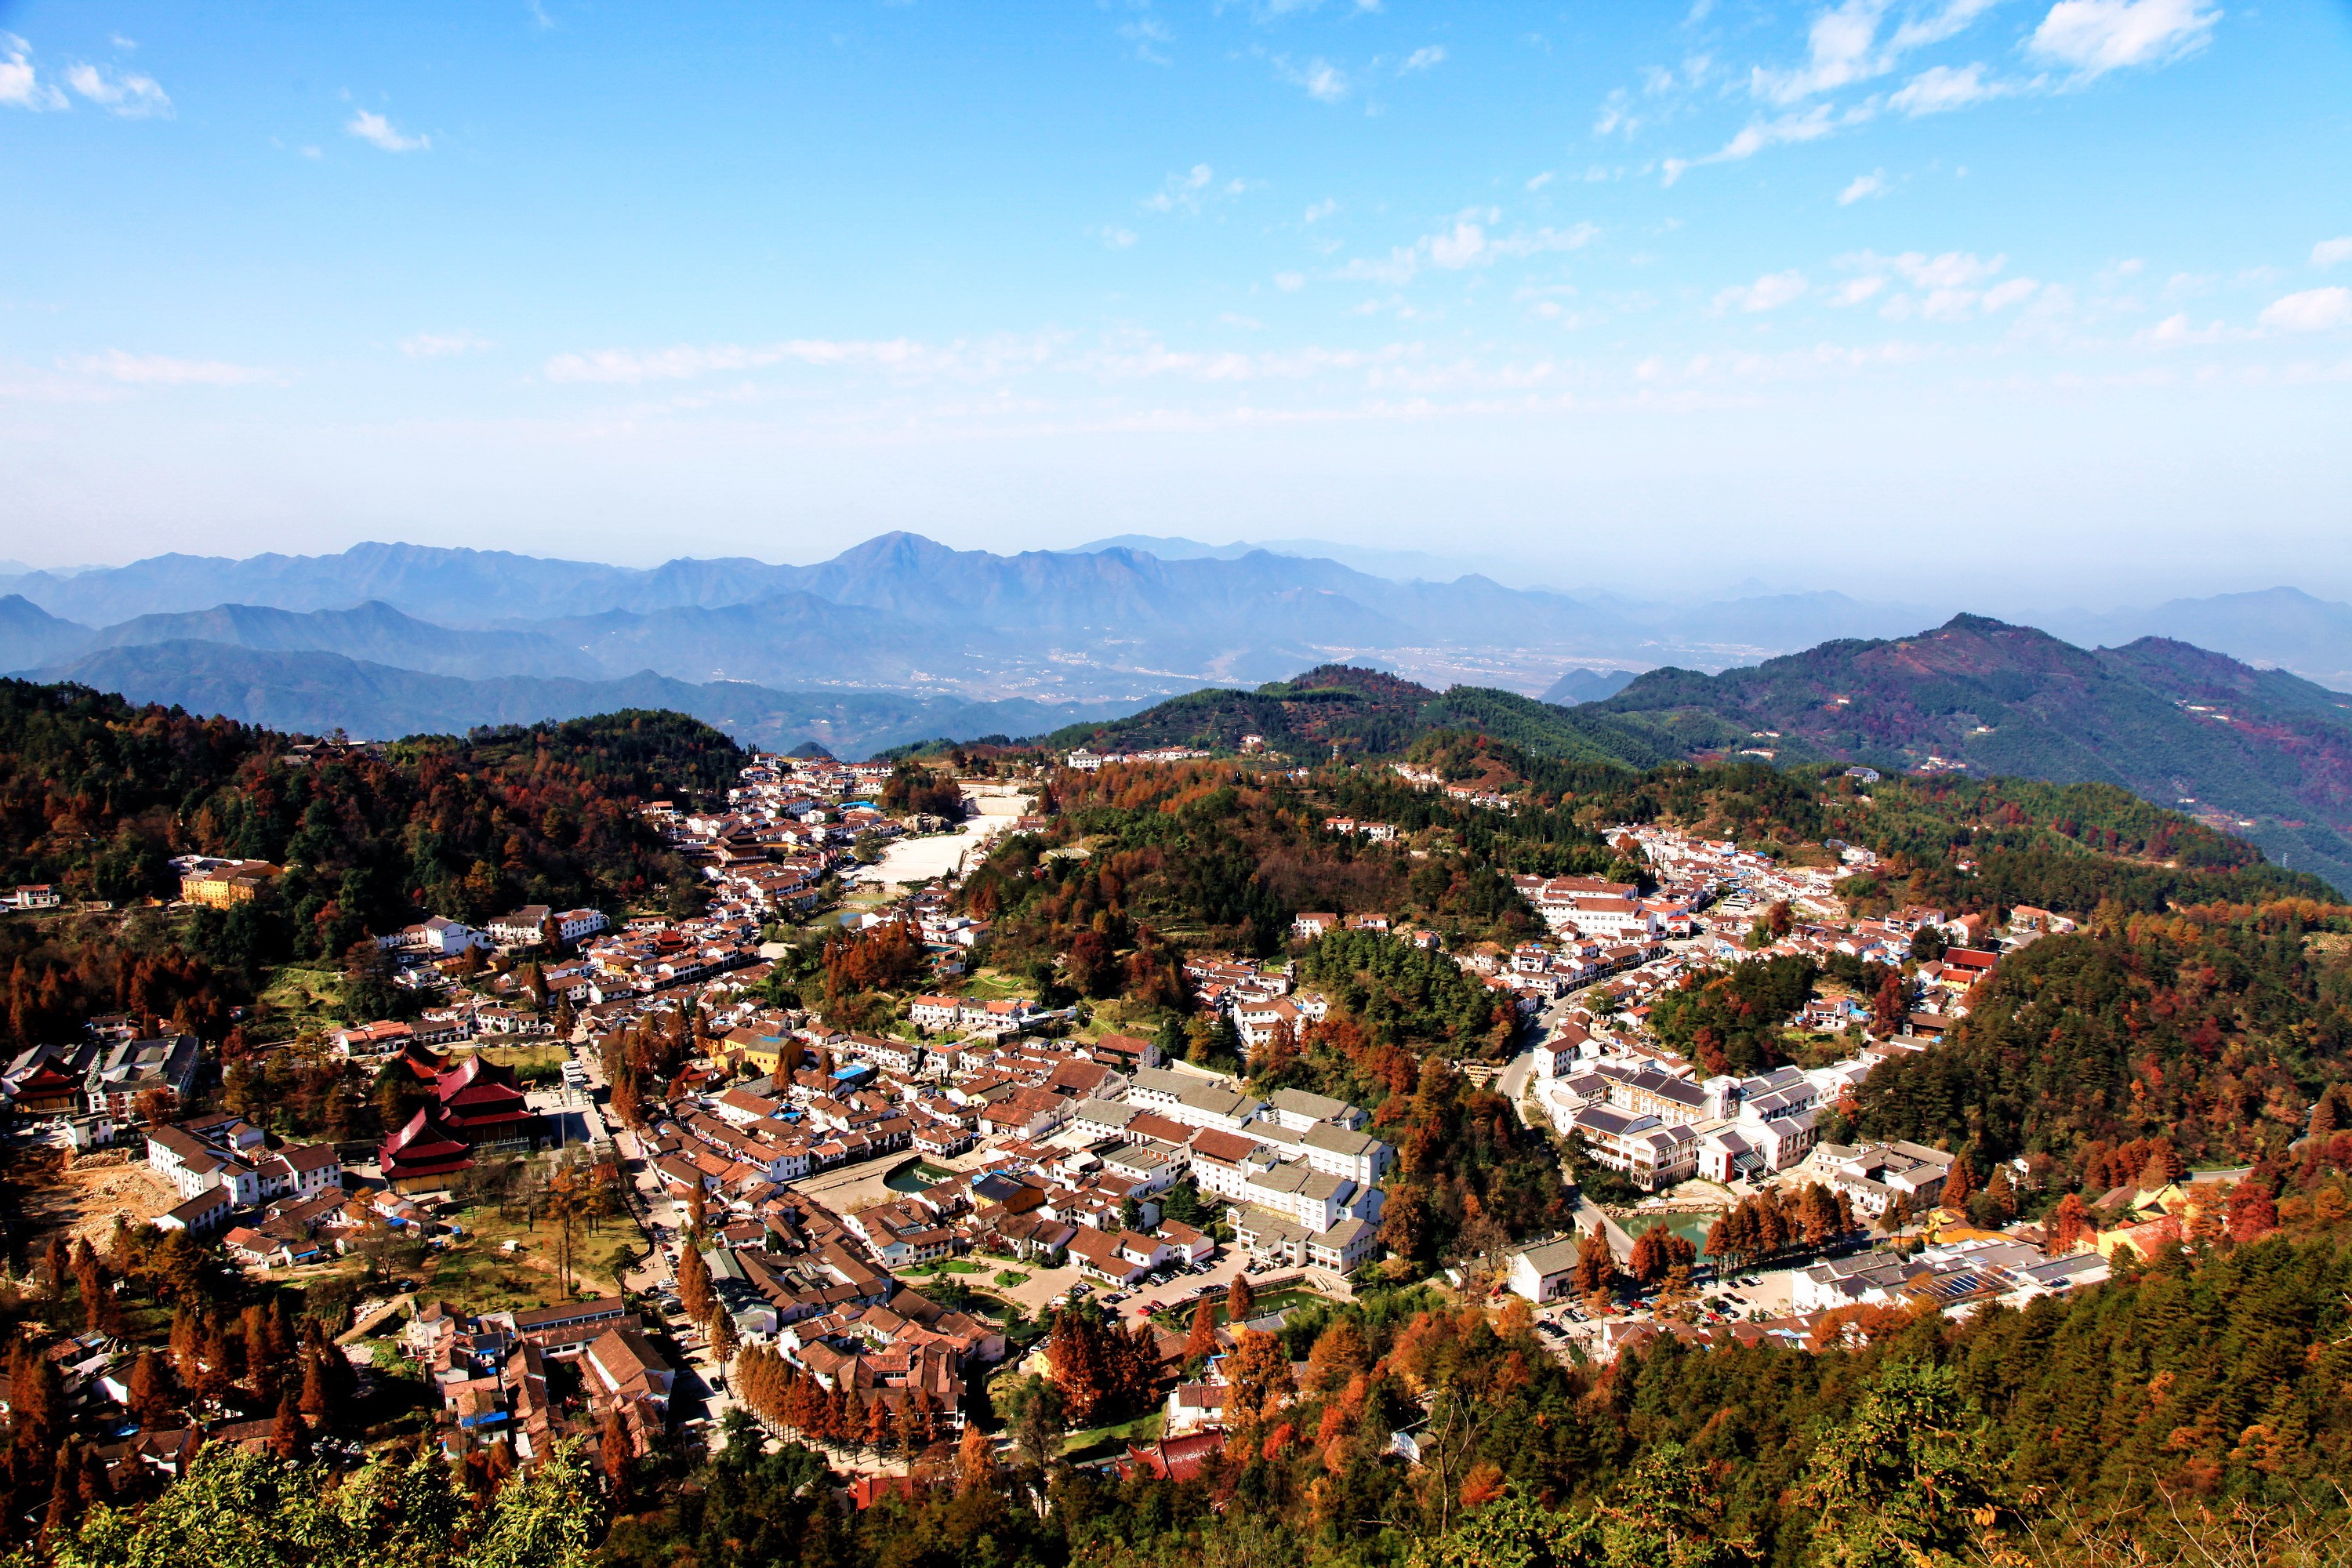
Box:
(956, 1423), (994, 1493)
(1305, 1319), (1367, 1393)
(41, 1439), (85, 1547)
(677, 1241), (715, 1326)
(2310, 1086), (2342, 1140)
(1942, 1159), (1973, 1211)
(1225, 1272), (1255, 1326)
(270, 1391), (310, 1461)
(1983, 1164), (2016, 1224)
(601, 1410), (634, 1506)
(299, 1342), (334, 1421)
(127, 1349), (174, 1428)
(2049, 1192), (2090, 1255)
(707, 1304), (739, 1370)
(1185, 1297), (1219, 1363)
(1800, 1183), (1840, 1247)
(1575, 1226), (1616, 1297)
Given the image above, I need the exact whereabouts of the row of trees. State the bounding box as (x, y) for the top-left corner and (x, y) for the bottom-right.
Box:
(1704, 1183), (1860, 1272)
(729, 1345), (955, 1461)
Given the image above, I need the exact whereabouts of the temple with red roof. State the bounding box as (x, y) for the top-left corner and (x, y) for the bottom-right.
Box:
(433, 1054), (538, 1146)
(379, 1107), (477, 1192)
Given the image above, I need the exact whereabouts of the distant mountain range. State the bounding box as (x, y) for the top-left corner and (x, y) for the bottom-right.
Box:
(7, 535), (2350, 703)
(0, 533), (1972, 707)
(5, 533), (2351, 875)
(1036, 619), (2352, 895)
(23, 641), (1147, 758)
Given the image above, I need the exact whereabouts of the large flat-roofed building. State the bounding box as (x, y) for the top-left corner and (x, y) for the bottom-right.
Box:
(179, 860), (280, 908)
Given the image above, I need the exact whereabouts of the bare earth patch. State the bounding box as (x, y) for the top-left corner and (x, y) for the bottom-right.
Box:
(24, 1156), (182, 1250)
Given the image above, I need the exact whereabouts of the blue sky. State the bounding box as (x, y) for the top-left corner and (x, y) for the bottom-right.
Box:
(2, 0), (2348, 604)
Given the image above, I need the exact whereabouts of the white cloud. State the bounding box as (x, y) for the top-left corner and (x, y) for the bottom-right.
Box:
(1138, 165), (1247, 221)
(346, 108), (430, 152)
(1751, 0), (1890, 102)
(1096, 226), (1139, 249)
(1494, 223), (1599, 257)
(2028, 0), (2218, 78)
(1304, 198), (1338, 223)
(1, 34), (67, 110)
(1120, 13), (1174, 65)
(1144, 163), (1215, 214)
(1838, 250), (2013, 319)
(1886, 0), (2003, 53)
(1664, 103), (1837, 183)
(2313, 238), (2352, 269)
(401, 332), (493, 358)
(1595, 90), (1637, 136)
(1400, 45), (1446, 73)
(64, 350), (280, 387)
(1751, 0), (2002, 104)
(1890, 62), (2004, 114)
(65, 62), (170, 117)
(2259, 288), (2352, 333)
(1275, 271), (1306, 292)
(1277, 56), (1349, 102)
(1838, 172), (1886, 204)
(541, 336), (1040, 385)
(2140, 312), (2225, 347)
(1338, 213), (1592, 285)
(1715, 270), (1809, 312)
(1427, 221), (1489, 270)
(1526, 170), (1554, 191)
(1889, 249), (2004, 288)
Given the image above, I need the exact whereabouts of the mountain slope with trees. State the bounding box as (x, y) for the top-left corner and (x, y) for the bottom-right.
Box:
(1594, 615), (2352, 891)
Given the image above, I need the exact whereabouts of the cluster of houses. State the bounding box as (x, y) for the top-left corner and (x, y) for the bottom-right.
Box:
(405, 1296), (677, 1460)
(1388, 762), (1514, 812)
(638, 1000), (1398, 1304)
(646, 750), (952, 916)
(1064, 747), (1213, 771)
(1539, 1047), (1835, 1189)
(2, 1022), (204, 1135)
(1503, 826), (2069, 1194)
(142, 1109), (345, 1237)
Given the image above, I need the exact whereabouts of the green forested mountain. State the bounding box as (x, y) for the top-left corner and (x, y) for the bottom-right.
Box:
(1035, 664), (1675, 767)
(1595, 616), (2352, 891)
(1033, 619), (2352, 894)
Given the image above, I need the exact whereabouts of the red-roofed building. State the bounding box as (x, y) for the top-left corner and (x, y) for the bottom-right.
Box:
(1120, 1432), (1225, 1483)
(379, 1106), (476, 1192)
(434, 1054), (538, 1146)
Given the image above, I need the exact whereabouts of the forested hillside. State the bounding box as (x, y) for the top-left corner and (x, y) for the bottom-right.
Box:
(0, 681), (741, 1047)
(1595, 616), (2352, 892)
(1027, 621), (2352, 895)
(1036, 665), (1674, 768)
(53, 1221), (2352, 1568)
(1851, 898), (2352, 1176)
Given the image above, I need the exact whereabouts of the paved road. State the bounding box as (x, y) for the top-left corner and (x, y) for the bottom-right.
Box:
(1496, 1046), (1537, 1114)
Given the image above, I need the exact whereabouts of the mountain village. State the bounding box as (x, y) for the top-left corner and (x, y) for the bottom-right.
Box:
(0, 742), (2255, 1499)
